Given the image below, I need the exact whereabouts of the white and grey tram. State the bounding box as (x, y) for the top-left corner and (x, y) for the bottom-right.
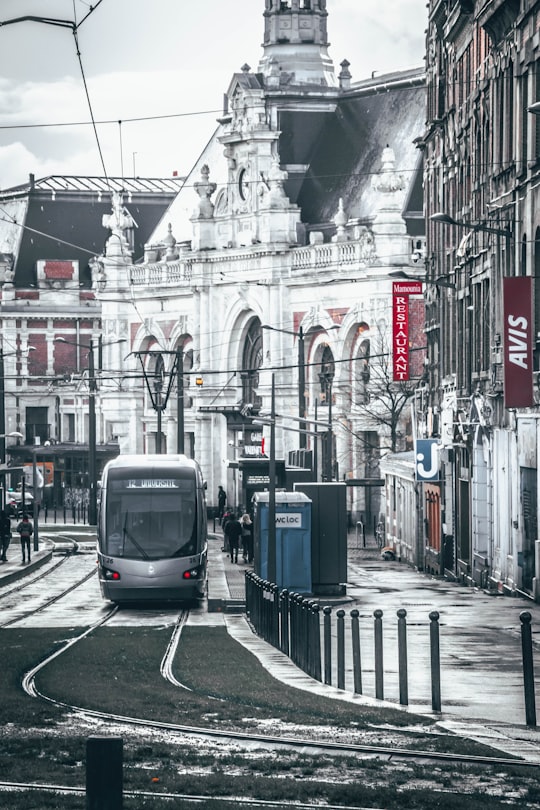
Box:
(97, 454), (208, 603)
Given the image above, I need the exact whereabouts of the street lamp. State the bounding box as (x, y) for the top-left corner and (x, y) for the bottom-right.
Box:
(55, 336), (126, 524)
(262, 324), (307, 449)
(389, 270), (456, 289)
(527, 101), (540, 115)
(430, 211), (511, 238)
(262, 323), (339, 451)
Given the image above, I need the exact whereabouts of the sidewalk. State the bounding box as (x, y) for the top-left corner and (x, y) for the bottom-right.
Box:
(206, 522), (540, 763)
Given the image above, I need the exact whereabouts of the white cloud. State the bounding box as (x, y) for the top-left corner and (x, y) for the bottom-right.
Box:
(0, 0), (428, 187)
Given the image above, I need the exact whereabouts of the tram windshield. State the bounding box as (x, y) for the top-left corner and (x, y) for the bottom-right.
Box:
(104, 474), (198, 560)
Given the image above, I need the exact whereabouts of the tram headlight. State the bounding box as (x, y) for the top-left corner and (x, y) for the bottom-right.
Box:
(183, 566), (201, 580)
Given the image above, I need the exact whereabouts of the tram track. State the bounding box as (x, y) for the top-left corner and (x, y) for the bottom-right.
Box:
(0, 563), (98, 628)
(0, 779), (390, 810)
(17, 604), (540, 771)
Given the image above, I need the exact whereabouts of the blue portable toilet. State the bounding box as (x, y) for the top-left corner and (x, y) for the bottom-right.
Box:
(253, 491), (312, 593)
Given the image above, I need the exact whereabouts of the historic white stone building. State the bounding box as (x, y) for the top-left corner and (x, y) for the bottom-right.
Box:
(97, 0), (426, 521)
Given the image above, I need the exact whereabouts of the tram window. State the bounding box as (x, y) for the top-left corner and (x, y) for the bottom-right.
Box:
(104, 489), (197, 559)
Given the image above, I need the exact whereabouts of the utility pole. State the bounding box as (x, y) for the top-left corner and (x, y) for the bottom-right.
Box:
(88, 341), (97, 525)
(268, 374), (276, 584)
(298, 326), (306, 450)
(177, 349), (184, 454)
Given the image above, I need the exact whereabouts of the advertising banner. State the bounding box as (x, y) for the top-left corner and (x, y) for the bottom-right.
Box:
(392, 281), (422, 381)
(503, 277), (533, 409)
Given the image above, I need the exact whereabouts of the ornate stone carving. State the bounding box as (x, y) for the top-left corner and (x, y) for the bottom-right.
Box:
(193, 165), (217, 219)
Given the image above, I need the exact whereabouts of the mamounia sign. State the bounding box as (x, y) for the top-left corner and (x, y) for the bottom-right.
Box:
(392, 281), (422, 381)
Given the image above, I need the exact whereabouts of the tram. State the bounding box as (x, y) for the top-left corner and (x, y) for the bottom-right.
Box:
(97, 454), (208, 603)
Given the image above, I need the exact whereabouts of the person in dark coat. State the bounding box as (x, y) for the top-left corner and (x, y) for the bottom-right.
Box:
(16, 514), (33, 564)
(240, 513), (253, 564)
(217, 486), (227, 523)
(224, 514), (242, 563)
(221, 509), (234, 552)
(0, 509), (11, 562)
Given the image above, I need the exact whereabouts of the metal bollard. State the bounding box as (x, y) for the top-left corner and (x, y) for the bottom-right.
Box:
(86, 735), (123, 810)
(429, 610), (441, 712)
(271, 584), (280, 648)
(520, 611), (537, 727)
(337, 609), (346, 689)
(323, 606), (332, 685)
(350, 608), (362, 694)
(280, 589), (290, 656)
(289, 593), (299, 666)
(310, 603), (322, 682)
(299, 597), (309, 672)
(374, 609), (384, 700)
(244, 571), (250, 617)
(397, 608), (408, 706)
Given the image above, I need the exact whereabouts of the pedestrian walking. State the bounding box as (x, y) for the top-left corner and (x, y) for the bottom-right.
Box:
(224, 513), (242, 563)
(240, 513), (253, 563)
(0, 509), (11, 562)
(221, 509), (234, 553)
(217, 485), (227, 524)
(16, 514), (33, 564)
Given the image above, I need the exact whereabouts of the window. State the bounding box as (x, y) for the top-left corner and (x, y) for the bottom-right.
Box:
(242, 319), (262, 408)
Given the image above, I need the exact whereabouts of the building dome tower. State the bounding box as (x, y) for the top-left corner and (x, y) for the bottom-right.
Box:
(259, 0), (336, 87)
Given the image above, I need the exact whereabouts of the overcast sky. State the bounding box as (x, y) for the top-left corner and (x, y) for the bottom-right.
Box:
(0, 0), (427, 189)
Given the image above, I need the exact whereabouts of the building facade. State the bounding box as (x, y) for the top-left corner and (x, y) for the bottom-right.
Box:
(419, 0), (540, 598)
(0, 175), (182, 506)
(94, 0), (427, 523)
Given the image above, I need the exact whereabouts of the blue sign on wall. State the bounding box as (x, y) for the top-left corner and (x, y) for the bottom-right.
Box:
(415, 439), (440, 482)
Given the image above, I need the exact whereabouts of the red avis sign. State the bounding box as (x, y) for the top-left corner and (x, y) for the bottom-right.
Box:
(503, 277), (533, 408)
(392, 281), (422, 381)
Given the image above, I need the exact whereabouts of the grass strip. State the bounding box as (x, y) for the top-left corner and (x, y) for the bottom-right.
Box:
(1, 626), (537, 810)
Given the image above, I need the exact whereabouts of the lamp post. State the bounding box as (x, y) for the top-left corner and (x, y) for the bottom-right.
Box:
(55, 337), (126, 525)
(318, 370), (334, 481)
(88, 341), (97, 524)
(268, 373), (276, 583)
(430, 211), (512, 266)
(177, 348), (184, 454)
(262, 324), (307, 448)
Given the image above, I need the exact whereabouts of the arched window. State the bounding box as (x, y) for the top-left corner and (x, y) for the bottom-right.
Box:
(355, 338), (370, 405)
(318, 345), (335, 406)
(241, 319), (262, 408)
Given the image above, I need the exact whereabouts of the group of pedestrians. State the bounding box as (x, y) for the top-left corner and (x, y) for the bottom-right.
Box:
(0, 509), (34, 564)
(218, 486), (253, 564)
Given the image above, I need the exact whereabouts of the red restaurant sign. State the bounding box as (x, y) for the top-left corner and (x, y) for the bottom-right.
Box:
(393, 281), (423, 381)
(503, 276), (533, 408)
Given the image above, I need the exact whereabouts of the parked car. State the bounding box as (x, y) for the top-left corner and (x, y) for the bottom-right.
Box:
(5, 491), (34, 518)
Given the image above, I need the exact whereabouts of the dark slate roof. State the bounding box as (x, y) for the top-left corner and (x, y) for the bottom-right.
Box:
(0, 175), (184, 287)
(279, 69), (425, 229)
